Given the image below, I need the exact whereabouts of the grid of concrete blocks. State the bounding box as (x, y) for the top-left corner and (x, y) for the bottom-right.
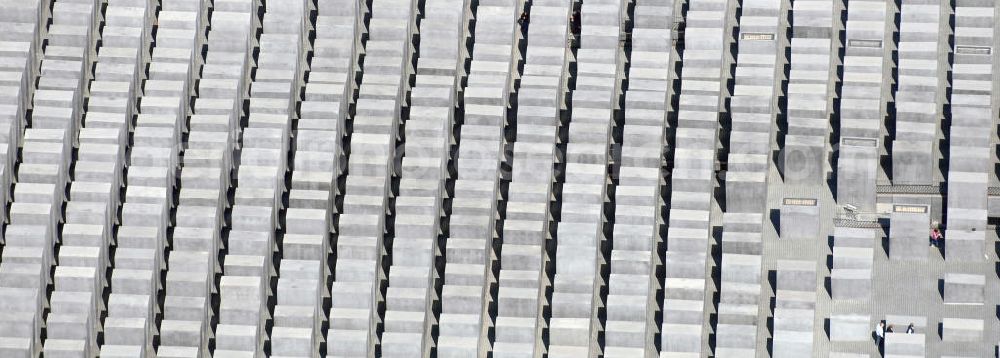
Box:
(0, 0), (996, 356)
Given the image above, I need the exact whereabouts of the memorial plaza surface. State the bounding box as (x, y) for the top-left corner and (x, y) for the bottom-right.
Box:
(0, 0), (995, 356)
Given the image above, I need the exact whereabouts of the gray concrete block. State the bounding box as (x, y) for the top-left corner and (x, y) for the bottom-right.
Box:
(943, 273), (985, 305)
(889, 204), (931, 261)
(829, 314), (870, 342)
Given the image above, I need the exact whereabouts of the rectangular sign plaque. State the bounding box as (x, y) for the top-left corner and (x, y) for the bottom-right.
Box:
(783, 198), (818, 206)
(849, 39), (882, 48)
(741, 32), (775, 41)
(893, 205), (928, 214)
(842, 137), (878, 147)
(956, 45), (991, 55)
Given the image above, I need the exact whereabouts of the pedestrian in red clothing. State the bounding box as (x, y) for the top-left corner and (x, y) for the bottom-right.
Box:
(930, 228), (942, 248)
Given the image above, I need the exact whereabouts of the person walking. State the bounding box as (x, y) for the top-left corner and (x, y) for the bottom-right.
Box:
(565, 10), (580, 49)
(517, 11), (529, 35)
(905, 323), (914, 334)
(875, 321), (885, 347)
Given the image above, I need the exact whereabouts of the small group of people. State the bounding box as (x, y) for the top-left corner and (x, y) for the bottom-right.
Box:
(874, 321), (915, 350)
